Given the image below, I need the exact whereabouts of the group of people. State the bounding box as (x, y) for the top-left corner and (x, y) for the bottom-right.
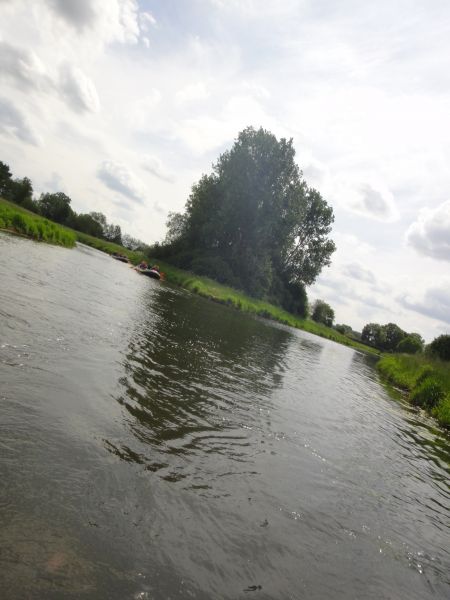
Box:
(137, 261), (160, 272)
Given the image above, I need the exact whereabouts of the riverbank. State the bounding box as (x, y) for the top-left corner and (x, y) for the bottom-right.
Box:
(0, 197), (377, 355)
(0, 198), (75, 247)
(377, 354), (450, 428)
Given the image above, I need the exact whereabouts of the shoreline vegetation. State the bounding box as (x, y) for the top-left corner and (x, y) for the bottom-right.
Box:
(0, 198), (75, 247)
(0, 197), (378, 356)
(377, 355), (450, 429)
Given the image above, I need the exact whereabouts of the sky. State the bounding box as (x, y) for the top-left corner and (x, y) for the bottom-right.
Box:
(0, 0), (449, 341)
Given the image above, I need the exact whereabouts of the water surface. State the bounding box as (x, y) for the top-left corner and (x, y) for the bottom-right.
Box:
(0, 233), (449, 599)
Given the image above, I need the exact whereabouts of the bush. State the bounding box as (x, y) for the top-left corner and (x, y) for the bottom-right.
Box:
(396, 335), (423, 354)
(415, 366), (434, 386)
(428, 334), (450, 361)
(190, 255), (238, 287)
(411, 379), (445, 409)
(433, 393), (450, 427)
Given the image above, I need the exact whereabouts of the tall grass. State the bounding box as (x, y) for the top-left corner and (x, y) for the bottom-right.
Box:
(377, 354), (450, 428)
(0, 198), (75, 247)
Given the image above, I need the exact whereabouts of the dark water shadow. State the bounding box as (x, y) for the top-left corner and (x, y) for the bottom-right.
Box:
(105, 286), (293, 482)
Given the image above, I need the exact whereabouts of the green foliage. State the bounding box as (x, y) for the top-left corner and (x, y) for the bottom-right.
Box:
(361, 323), (385, 347)
(383, 323), (407, 352)
(335, 324), (352, 335)
(189, 255), (238, 286)
(159, 126), (336, 301)
(0, 198), (75, 247)
(38, 192), (74, 224)
(432, 393), (450, 428)
(311, 299), (335, 327)
(411, 379), (445, 409)
(428, 334), (450, 361)
(0, 161), (12, 197)
(396, 334), (424, 354)
(362, 321), (411, 352)
(377, 354), (450, 428)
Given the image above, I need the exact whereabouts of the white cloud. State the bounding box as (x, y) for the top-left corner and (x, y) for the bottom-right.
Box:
(0, 97), (42, 146)
(175, 82), (210, 105)
(0, 41), (49, 90)
(139, 11), (156, 31)
(342, 262), (376, 285)
(97, 160), (146, 202)
(142, 155), (174, 183)
(399, 280), (450, 326)
(59, 64), (100, 113)
(331, 180), (399, 222)
(128, 91), (162, 128)
(406, 200), (450, 261)
(45, 0), (97, 30)
(42, 0), (142, 46)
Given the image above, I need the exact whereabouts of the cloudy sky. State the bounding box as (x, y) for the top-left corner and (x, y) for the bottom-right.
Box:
(1, 0), (449, 340)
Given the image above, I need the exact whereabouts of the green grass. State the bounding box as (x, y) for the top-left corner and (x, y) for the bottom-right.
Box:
(73, 230), (146, 263)
(377, 354), (450, 428)
(0, 198), (76, 247)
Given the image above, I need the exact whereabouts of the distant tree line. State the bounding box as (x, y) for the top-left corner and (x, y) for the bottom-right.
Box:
(361, 322), (424, 354)
(332, 320), (450, 359)
(150, 127), (336, 317)
(0, 160), (146, 251)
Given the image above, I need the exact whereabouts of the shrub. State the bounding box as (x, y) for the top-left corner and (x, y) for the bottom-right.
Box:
(411, 379), (445, 409)
(190, 255), (238, 287)
(396, 335), (423, 354)
(428, 334), (450, 361)
(433, 393), (450, 427)
(415, 366), (434, 386)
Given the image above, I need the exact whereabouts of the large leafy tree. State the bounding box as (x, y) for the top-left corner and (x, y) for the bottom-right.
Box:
(0, 161), (12, 197)
(311, 299), (335, 327)
(428, 334), (450, 361)
(38, 192), (74, 224)
(396, 334), (424, 354)
(162, 127), (335, 300)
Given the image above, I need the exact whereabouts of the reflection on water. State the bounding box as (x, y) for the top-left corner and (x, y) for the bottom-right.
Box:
(1, 234), (449, 600)
(106, 287), (293, 485)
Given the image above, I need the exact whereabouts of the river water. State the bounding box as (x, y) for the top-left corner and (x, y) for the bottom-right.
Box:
(0, 233), (449, 600)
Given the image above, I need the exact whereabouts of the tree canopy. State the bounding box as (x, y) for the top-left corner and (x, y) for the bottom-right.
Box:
(361, 322), (425, 354)
(155, 127), (336, 314)
(311, 299), (335, 327)
(428, 334), (450, 361)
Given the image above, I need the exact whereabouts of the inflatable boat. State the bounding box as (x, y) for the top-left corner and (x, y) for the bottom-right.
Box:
(112, 254), (129, 263)
(137, 268), (161, 280)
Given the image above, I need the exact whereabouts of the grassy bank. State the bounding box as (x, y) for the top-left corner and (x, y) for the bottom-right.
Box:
(0, 197), (377, 355)
(0, 198), (76, 247)
(74, 230), (146, 263)
(377, 354), (450, 428)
